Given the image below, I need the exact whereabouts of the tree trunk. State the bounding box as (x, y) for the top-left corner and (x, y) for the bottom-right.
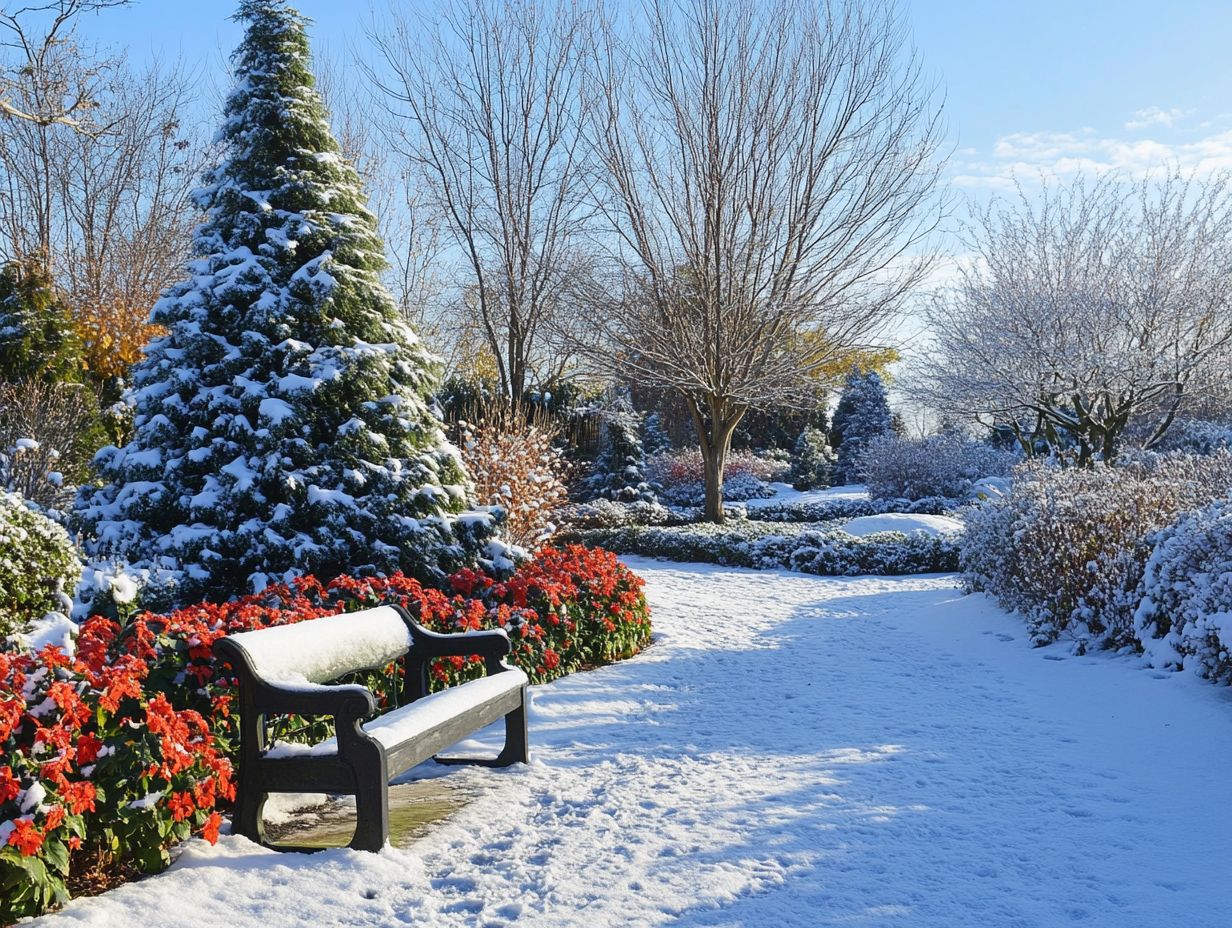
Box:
(686, 395), (745, 524)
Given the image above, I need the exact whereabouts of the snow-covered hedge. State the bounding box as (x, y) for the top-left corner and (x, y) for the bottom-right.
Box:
(0, 491), (80, 638)
(961, 454), (1232, 650)
(859, 432), (1017, 502)
(1135, 496), (1232, 684)
(571, 521), (959, 576)
(750, 494), (952, 523)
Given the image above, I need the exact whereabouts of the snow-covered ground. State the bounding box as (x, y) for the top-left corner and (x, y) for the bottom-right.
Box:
(33, 560), (1232, 927)
(744, 482), (869, 508)
(838, 513), (964, 538)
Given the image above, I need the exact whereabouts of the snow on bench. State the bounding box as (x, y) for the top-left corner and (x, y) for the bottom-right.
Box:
(214, 604), (529, 852)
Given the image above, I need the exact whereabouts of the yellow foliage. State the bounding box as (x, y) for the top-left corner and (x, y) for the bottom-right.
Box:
(796, 329), (900, 385)
(74, 300), (166, 381)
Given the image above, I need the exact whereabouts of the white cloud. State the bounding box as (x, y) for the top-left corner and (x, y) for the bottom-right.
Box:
(1124, 106), (1191, 130)
(951, 126), (1232, 189)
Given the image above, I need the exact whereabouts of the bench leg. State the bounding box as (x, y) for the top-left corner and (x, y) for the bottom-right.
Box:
(350, 749), (390, 852)
(232, 785), (268, 845)
(494, 686), (530, 767)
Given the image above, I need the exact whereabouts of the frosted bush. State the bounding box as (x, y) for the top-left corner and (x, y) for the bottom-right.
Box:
(459, 413), (571, 548)
(961, 453), (1232, 650)
(0, 490), (81, 638)
(859, 432), (1018, 501)
(1135, 496), (1232, 683)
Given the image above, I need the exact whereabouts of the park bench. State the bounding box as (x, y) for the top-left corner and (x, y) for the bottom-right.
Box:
(212, 603), (529, 852)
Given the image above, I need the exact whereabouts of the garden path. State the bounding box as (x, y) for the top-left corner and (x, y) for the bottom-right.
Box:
(33, 560), (1232, 927)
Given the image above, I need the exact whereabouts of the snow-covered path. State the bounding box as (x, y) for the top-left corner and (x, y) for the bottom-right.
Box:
(35, 561), (1232, 927)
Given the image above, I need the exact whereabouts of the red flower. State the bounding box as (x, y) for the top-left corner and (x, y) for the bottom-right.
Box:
(7, 818), (43, 856)
(201, 811), (222, 845)
(61, 780), (97, 816)
(168, 791), (195, 822)
(0, 765), (19, 803)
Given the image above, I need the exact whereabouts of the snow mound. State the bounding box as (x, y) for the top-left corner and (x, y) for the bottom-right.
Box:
(840, 513), (964, 538)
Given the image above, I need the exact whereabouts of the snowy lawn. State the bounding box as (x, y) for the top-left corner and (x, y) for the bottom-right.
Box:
(32, 560), (1232, 927)
(745, 482), (869, 509)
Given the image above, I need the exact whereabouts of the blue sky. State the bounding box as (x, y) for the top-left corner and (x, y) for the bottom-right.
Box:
(82, 0), (1232, 197)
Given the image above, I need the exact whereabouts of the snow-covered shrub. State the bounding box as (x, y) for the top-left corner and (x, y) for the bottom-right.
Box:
(557, 498), (686, 530)
(831, 369), (892, 485)
(0, 491), (80, 639)
(859, 432), (1017, 501)
(962, 454), (1232, 649)
(0, 380), (102, 510)
(646, 448), (783, 505)
(1152, 418), (1232, 456)
(73, 2), (500, 603)
(751, 495), (952, 523)
(458, 412), (571, 548)
(572, 520), (958, 576)
(789, 427), (835, 490)
(585, 397), (658, 504)
(1135, 496), (1232, 683)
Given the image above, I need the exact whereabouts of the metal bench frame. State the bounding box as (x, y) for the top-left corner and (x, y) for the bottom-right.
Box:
(213, 603), (528, 852)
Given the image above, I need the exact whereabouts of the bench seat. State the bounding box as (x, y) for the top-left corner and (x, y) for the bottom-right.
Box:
(267, 668), (528, 761)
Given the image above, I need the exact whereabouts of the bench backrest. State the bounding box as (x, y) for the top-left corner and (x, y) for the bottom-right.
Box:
(224, 606), (413, 685)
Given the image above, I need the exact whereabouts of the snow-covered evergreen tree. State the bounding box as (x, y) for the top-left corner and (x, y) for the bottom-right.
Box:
(789, 427), (835, 490)
(0, 258), (82, 385)
(586, 396), (658, 503)
(641, 412), (672, 457)
(831, 369), (892, 485)
(74, 0), (503, 604)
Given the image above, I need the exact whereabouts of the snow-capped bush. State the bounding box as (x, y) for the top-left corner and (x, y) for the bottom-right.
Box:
(831, 369), (892, 485)
(646, 448), (784, 505)
(962, 453), (1232, 650)
(1135, 496), (1232, 683)
(73, 1), (499, 603)
(557, 498), (687, 530)
(859, 432), (1018, 501)
(585, 397), (658, 504)
(572, 520), (958, 576)
(789, 427), (835, 490)
(0, 491), (81, 638)
(458, 412), (570, 548)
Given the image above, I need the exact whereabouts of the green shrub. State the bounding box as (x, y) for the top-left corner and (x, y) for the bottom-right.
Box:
(571, 520), (958, 576)
(0, 492), (81, 638)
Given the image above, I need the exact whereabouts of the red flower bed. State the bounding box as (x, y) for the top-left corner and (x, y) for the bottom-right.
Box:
(0, 545), (650, 921)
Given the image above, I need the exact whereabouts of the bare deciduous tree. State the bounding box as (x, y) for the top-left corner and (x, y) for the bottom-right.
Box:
(913, 171), (1232, 465)
(0, 0), (128, 130)
(586, 0), (945, 521)
(366, 0), (595, 402)
(0, 47), (204, 386)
